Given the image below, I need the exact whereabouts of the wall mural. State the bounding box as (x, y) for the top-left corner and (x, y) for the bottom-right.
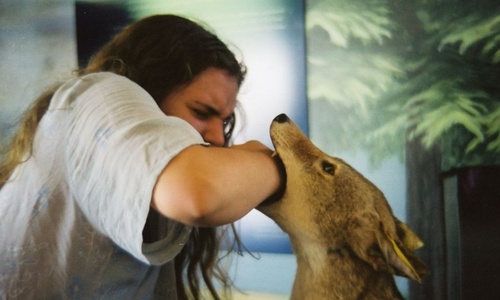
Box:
(306, 0), (500, 171)
(305, 0), (499, 298)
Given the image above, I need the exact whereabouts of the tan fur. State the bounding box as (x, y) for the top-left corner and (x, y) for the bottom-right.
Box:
(258, 114), (427, 300)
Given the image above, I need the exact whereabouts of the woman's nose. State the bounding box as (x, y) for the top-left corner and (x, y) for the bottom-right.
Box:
(202, 120), (225, 147)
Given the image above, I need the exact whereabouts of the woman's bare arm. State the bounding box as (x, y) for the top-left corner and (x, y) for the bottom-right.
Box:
(151, 141), (281, 227)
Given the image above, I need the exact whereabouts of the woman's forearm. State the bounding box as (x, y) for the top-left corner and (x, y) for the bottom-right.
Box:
(151, 142), (281, 227)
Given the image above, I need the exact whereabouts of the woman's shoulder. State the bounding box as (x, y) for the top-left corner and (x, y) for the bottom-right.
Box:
(51, 72), (152, 110)
(60, 72), (142, 95)
(76, 72), (140, 92)
(81, 71), (132, 84)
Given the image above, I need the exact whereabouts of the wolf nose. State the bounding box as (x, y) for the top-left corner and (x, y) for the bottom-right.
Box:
(274, 113), (289, 123)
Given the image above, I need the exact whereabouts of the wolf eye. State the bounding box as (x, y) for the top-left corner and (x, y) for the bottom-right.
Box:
(368, 244), (383, 257)
(322, 161), (335, 175)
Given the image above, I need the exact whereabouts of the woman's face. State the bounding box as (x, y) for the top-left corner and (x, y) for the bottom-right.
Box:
(160, 67), (239, 147)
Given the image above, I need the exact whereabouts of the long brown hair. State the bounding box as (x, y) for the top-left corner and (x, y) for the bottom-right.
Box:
(0, 14), (246, 299)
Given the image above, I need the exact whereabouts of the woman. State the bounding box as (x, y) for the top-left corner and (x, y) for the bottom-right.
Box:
(0, 15), (283, 299)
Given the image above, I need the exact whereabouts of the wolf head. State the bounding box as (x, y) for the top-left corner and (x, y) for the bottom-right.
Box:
(258, 114), (427, 282)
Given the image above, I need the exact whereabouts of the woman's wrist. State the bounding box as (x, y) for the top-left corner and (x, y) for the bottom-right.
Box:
(230, 141), (286, 202)
(262, 152), (287, 204)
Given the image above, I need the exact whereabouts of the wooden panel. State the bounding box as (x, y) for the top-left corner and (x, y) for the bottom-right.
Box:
(406, 137), (446, 300)
(444, 167), (500, 300)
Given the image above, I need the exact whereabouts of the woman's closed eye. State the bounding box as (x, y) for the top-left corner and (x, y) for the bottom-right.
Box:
(188, 104), (235, 145)
(191, 107), (211, 120)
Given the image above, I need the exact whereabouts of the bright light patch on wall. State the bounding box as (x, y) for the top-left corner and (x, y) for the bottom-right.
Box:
(234, 34), (299, 145)
(126, 0), (288, 34)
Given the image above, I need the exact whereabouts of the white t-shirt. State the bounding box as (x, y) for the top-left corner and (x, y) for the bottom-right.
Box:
(0, 72), (205, 299)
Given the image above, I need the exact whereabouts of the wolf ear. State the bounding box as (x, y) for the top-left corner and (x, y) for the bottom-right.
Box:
(374, 228), (428, 283)
(394, 218), (424, 251)
(347, 210), (427, 282)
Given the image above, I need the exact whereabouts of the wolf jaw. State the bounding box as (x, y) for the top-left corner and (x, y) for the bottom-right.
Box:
(261, 150), (287, 205)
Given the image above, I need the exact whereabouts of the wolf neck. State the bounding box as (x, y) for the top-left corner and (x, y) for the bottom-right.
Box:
(289, 239), (403, 300)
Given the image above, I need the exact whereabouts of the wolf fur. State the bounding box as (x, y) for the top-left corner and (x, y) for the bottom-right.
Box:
(258, 114), (427, 300)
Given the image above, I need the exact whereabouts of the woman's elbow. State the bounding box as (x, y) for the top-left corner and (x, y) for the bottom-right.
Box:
(152, 181), (221, 227)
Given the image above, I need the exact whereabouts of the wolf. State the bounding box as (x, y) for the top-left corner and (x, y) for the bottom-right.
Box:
(258, 114), (427, 299)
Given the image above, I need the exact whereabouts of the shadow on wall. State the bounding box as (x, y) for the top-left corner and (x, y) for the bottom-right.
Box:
(0, 1), (77, 148)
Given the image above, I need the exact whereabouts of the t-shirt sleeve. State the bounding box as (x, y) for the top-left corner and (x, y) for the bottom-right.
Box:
(59, 73), (203, 265)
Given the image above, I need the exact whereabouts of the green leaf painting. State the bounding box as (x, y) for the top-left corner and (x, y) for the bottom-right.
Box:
(307, 0), (500, 169)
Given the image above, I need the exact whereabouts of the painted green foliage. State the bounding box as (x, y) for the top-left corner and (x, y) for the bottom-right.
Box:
(306, 0), (500, 169)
